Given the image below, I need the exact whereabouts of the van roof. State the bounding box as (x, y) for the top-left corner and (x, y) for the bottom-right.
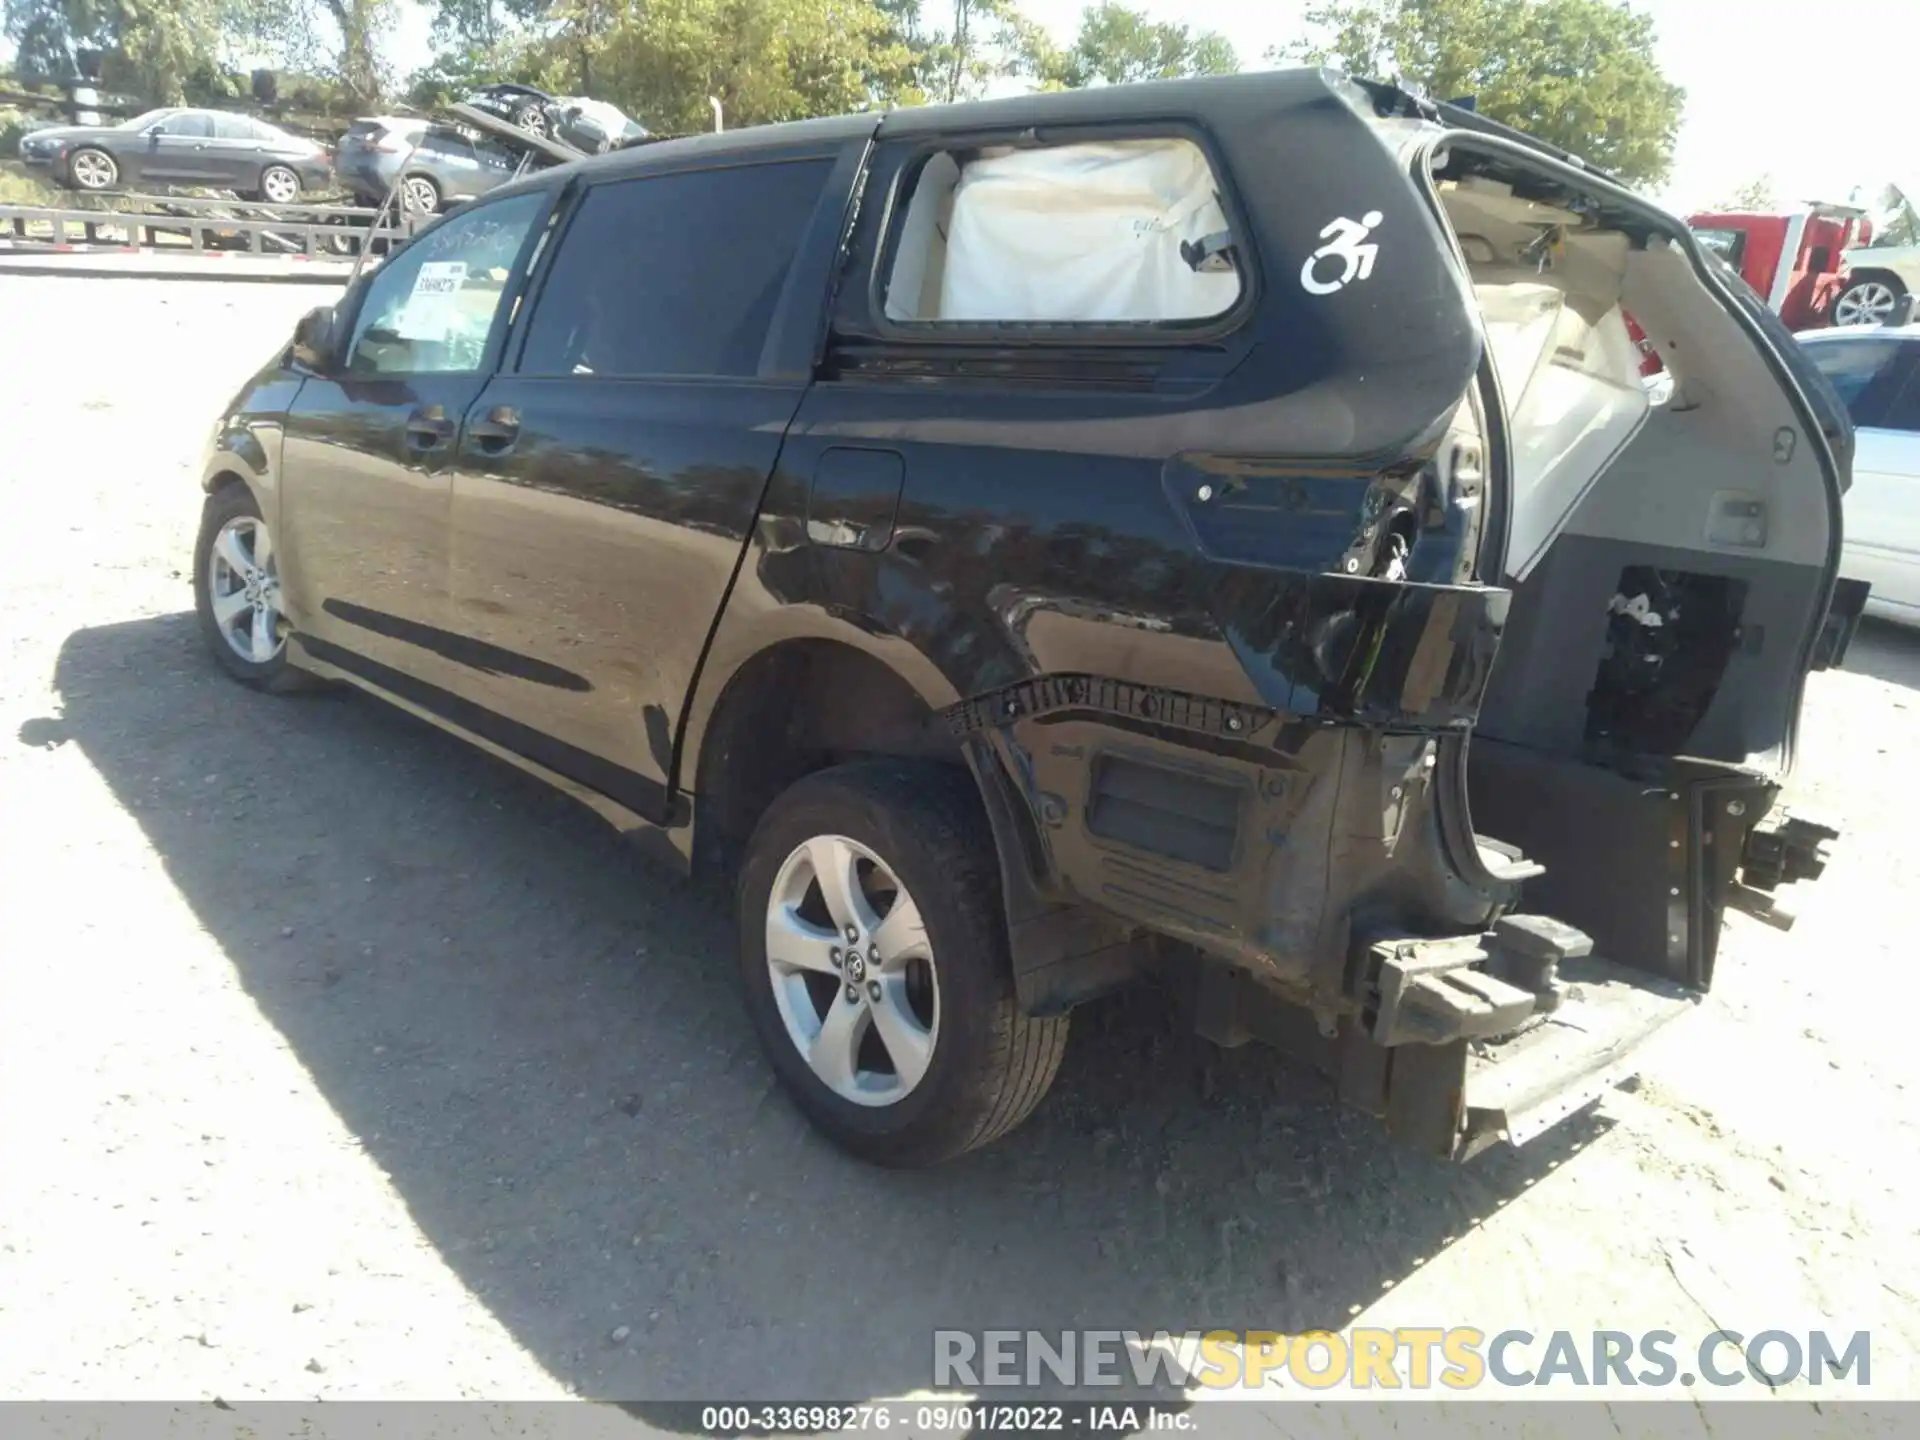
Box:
(483, 67), (1399, 200)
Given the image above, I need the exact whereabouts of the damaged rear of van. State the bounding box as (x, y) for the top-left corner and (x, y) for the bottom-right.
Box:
(772, 69), (1864, 1162)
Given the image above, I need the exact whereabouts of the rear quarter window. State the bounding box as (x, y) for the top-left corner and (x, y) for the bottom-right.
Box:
(879, 137), (1244, 327)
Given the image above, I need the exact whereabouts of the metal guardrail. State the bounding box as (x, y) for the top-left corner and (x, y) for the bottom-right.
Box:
(0, 194), (426, 257)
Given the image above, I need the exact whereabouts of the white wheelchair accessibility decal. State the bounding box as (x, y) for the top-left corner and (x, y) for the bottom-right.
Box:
(1300, 211), (1384, 296)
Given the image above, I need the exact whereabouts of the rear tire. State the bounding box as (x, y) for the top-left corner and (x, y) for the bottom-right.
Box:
(737, 760), (1068, 1166)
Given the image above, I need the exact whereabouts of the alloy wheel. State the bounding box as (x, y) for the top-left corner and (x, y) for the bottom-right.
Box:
(70, 150), (115, 190)
(206, 515), (286, 665)
(764, 834), (938, 1107)
(401, 177), (439, 215)
(1834, 281), (1899, 327)
(261, 166), (299, 204)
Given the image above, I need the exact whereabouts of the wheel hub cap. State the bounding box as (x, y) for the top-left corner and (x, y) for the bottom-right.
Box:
(764, 833), (937, 1107)
(208, 514), (286, 666)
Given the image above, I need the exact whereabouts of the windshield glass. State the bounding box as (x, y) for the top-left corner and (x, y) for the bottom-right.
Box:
(117, 108), (180, 132)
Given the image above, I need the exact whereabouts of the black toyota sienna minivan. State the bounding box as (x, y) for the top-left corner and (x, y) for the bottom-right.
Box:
(192, 69), (1862, 1167)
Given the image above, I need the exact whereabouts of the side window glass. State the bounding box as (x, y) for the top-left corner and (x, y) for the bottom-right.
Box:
(1805, 339), (1906, 427)
(212, 114), (255, 141)
(344, 190), (546, 377)
(517, 159), (832, 378)
(879, 137), (1244, 325)
(167, 112), (214, 139)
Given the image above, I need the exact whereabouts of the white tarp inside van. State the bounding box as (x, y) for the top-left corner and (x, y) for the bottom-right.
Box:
(936, 139), (1241, 324)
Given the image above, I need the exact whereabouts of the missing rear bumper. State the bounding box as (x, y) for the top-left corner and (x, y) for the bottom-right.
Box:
(1189, 910), (1696, 1160)
(1370, 954), (1698, 1161)
(1460, 956), (1698, 1154)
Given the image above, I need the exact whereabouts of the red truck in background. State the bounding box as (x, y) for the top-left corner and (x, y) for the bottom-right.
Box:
(1627, 203), (1871, 393)
(1686, 203), (1873, 330)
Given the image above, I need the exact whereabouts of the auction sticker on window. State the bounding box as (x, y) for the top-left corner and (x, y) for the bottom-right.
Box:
(396, 261), (468, 340)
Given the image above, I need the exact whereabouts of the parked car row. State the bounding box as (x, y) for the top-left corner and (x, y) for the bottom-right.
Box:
(12, 88), (650, 215)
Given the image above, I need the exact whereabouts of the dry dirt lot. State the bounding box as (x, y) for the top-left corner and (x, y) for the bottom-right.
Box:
(2, 274), (1918, 1417)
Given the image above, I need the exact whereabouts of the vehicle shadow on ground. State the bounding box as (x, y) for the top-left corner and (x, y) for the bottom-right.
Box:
(40, 613), (1604, 1408)
(1840, 619), (1920, 691)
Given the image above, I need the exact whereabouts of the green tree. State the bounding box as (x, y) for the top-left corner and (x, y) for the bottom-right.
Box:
(1280, 0), (1685, 186)
(230, 0), (398, 105)
(319, 0), (394, 103)
(1048, 2), (1237, 87)
(873, 0), (1057, 103)
(406, 38), (544, 105)
(566, 0), (912, 132)
(3, 0), (229, 102)
(217, 0), (397, 105)
(428, 0), (555, 51)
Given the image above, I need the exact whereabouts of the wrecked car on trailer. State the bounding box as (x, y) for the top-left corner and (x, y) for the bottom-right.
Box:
(199, 69), (1862, 1167)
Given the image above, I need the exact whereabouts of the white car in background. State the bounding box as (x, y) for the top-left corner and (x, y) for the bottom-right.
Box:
(1799, 321), (1920, 624)
(1833, 242), (1920, 327)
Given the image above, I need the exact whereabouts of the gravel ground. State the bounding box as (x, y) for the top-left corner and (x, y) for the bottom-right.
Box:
(2, 275), (1918, 1415)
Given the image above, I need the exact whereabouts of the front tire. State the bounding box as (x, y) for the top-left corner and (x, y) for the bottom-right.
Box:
(193, 485), (316, 693)
(67, 147), (118, 191)
(1832, 274), (1905, 327)
(738, 761), (1068, 1167)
